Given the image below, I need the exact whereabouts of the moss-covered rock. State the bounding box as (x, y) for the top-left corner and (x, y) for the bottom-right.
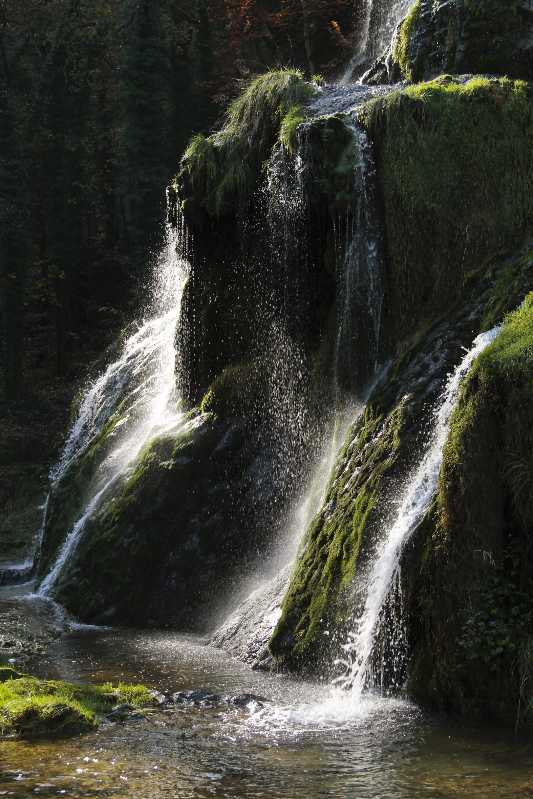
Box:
(0, 668), (152, 739)
(177, 70), (316, 221)
(270, 248), (533, 680)
(389, 0), (533, 84)
(47, 402), (315, 628)
(406, 293), (533, 723)
(270, 399), (408, 670)
(359, 76), (533, 352)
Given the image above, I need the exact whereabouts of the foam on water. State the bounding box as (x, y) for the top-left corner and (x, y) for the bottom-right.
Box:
(244, 686), (412, 737)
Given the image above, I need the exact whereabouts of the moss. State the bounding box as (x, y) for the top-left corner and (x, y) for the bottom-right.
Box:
(279, 105), (307, 154)
(270, 400), (407, 669)
(38, 399), (132, 577)
(392, 0), (421, 82)
(199, 361), (263, 419)
(179, 69), (315, 218)
(407, 296), (533, 722)
(359, 76), (533, 349)
(481, 250), (533, 331)
(0, 671), (152, 739)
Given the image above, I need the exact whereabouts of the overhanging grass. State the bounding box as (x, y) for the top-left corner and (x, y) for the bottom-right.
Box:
(179, 69), (315, 217)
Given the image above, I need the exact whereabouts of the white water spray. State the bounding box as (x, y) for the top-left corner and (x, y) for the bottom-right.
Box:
(336, 325), (500, 696)
(39, 226), (190, 596)
(341, 0), (412, 84)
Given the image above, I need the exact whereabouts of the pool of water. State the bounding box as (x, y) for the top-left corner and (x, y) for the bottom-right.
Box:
(2, 622), (533, 799)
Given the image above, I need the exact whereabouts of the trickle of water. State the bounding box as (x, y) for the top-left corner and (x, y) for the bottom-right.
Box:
(333, 116), (383, 399)
(39, 224), (191, 596)
(341, 0), (412, 84)
(335, 325), (501, 696)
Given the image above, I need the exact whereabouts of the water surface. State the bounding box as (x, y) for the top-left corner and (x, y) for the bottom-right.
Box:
(2, 624), (533, 799)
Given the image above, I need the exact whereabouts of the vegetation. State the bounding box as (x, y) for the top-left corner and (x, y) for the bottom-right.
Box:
(279, 106), (308, 154)
(407, 295), (533, 722)
(359, 76), (533, 347)
(270, 401), (407, 669)
(179, 69), (316, 217)
(270, 249), (533, 679)
(391, 0), (421, 81)
(0, 667), (152, 739)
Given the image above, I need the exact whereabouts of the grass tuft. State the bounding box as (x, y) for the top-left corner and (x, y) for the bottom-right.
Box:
(179, 69), (315, 217)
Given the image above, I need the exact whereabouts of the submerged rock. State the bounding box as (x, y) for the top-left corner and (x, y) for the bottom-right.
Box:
(171, 689), (267, 709)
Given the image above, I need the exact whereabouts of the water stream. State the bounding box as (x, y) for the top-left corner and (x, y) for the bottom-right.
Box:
(335, 326), (501, 696)
(341, 0), (412, 83)
(38, 226), (190, 596)
(1, 619), (533, 799)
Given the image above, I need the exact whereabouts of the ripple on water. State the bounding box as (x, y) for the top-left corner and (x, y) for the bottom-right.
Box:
(2, 629), (533, 799)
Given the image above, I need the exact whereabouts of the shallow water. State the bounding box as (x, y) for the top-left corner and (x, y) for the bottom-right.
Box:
(2, 623), (533, 799)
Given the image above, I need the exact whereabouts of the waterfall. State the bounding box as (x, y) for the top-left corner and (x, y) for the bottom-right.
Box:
(335, 325), (501, 696)
(333, 117), (383, 399)
(211, 117), (382, 663)
(341, 0), (412, 84)
(38, 223), (190, 596)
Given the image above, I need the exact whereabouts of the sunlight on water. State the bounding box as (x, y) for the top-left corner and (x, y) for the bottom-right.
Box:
(39, 225), (190, 596)
(336, 326), (501, 696)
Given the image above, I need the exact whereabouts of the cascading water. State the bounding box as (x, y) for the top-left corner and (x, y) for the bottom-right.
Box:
(334, 325), (501, 697)
(38, 221), (191, 596)
(341, 0), (412, 84)
(212, 110), (384, 667)
(333, 117), (383, 400)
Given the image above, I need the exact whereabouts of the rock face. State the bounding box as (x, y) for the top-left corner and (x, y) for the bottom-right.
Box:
(45, 411), (314, 628)
(405, 293), (533, 722)
(267, 77), (533, 720)
(389, 0), (533, 83)
(271, 249), (533, 709)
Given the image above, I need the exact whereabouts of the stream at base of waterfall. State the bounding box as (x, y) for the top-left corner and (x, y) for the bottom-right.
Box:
(1, 619), (532, 799)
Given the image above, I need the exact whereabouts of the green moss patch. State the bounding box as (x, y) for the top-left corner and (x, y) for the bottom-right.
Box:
(0, 667), (152, 739)
(392, 0), (421, 82)
(270, 400), (407, 669)
(407, 295), (533, 722)
(359, 76), (533, 349)
(179, 69), (315, 218)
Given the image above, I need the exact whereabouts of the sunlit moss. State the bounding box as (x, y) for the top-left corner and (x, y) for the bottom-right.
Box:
(179, 69), (315, 217)
(270, 401), (407, 669)
(0, 668), (152, 739)
(391, 0), (421, 82)
(279, 105), (307, 154)
(358, 76), (533, 345)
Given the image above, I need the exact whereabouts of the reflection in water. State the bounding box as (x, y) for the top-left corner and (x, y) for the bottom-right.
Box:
(2, 626), (533, 798)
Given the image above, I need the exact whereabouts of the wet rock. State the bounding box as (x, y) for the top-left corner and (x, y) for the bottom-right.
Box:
(389, 0), (533, 83)
(106, 704), (137, 722)
(149, 689), (170, 706)
(228, 693), (267, 708)
(171, 689), (223, 707)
